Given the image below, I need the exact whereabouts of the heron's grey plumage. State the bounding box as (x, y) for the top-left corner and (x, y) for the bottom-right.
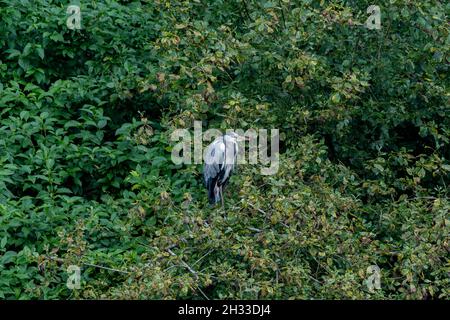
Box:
(203, 133), (239, 205)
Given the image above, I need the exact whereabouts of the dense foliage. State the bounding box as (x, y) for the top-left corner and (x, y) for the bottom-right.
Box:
(0, 0), (449, 299)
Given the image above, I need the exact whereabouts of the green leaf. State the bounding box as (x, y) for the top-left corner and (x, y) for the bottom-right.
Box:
(6, 49), (21, 59)
(19, 111), (29, 121)
(50, 33), (64, 42)
(22, 43), (33, 57)
(331, 93), (341, 104)
(1, 251), (17, 264)
(98, 119), (107, 129)
(36, 47), (45, 60)
(0, 236), (7, 249)
(18, 58), (30, 71)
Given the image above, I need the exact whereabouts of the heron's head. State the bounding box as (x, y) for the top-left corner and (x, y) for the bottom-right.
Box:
(226, 132), (249, 142)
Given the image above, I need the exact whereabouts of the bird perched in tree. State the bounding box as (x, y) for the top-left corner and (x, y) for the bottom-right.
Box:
(203, 132), (246, 207)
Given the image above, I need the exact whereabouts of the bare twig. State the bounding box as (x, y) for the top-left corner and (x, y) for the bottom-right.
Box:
(247, 202), (268, 215)
(167, 248), (199, 279)
(82, 262), (130, 275)
(247, 226), (262, 233)
(196, 285), (210, 300)
(192, 249), (214, 267)
(45, 255), (130, 274)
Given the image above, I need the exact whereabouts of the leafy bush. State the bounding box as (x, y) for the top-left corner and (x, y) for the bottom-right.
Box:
(0, 0), (448, 299)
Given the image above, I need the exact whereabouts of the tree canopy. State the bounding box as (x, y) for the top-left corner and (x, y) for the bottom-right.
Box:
(0, 0), (448, 299)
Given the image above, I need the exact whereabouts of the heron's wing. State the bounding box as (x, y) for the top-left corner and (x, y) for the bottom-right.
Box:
(203, 137), (239, 204)
(203, 138), (226, 185)
(203, 137), (238, 184)
(203, 138), (227, 203)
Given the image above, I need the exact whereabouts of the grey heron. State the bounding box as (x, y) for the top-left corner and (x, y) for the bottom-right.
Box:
(203, 132), (246, 207)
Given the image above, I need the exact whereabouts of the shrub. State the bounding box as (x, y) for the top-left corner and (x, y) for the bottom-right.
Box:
(0, 0), (448, 299)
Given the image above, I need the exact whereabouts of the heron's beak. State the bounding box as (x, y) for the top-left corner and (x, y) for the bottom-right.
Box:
(237, 135), (249, 142)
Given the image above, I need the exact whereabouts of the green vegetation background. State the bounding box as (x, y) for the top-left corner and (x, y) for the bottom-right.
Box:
(0, 0), (448, 299)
